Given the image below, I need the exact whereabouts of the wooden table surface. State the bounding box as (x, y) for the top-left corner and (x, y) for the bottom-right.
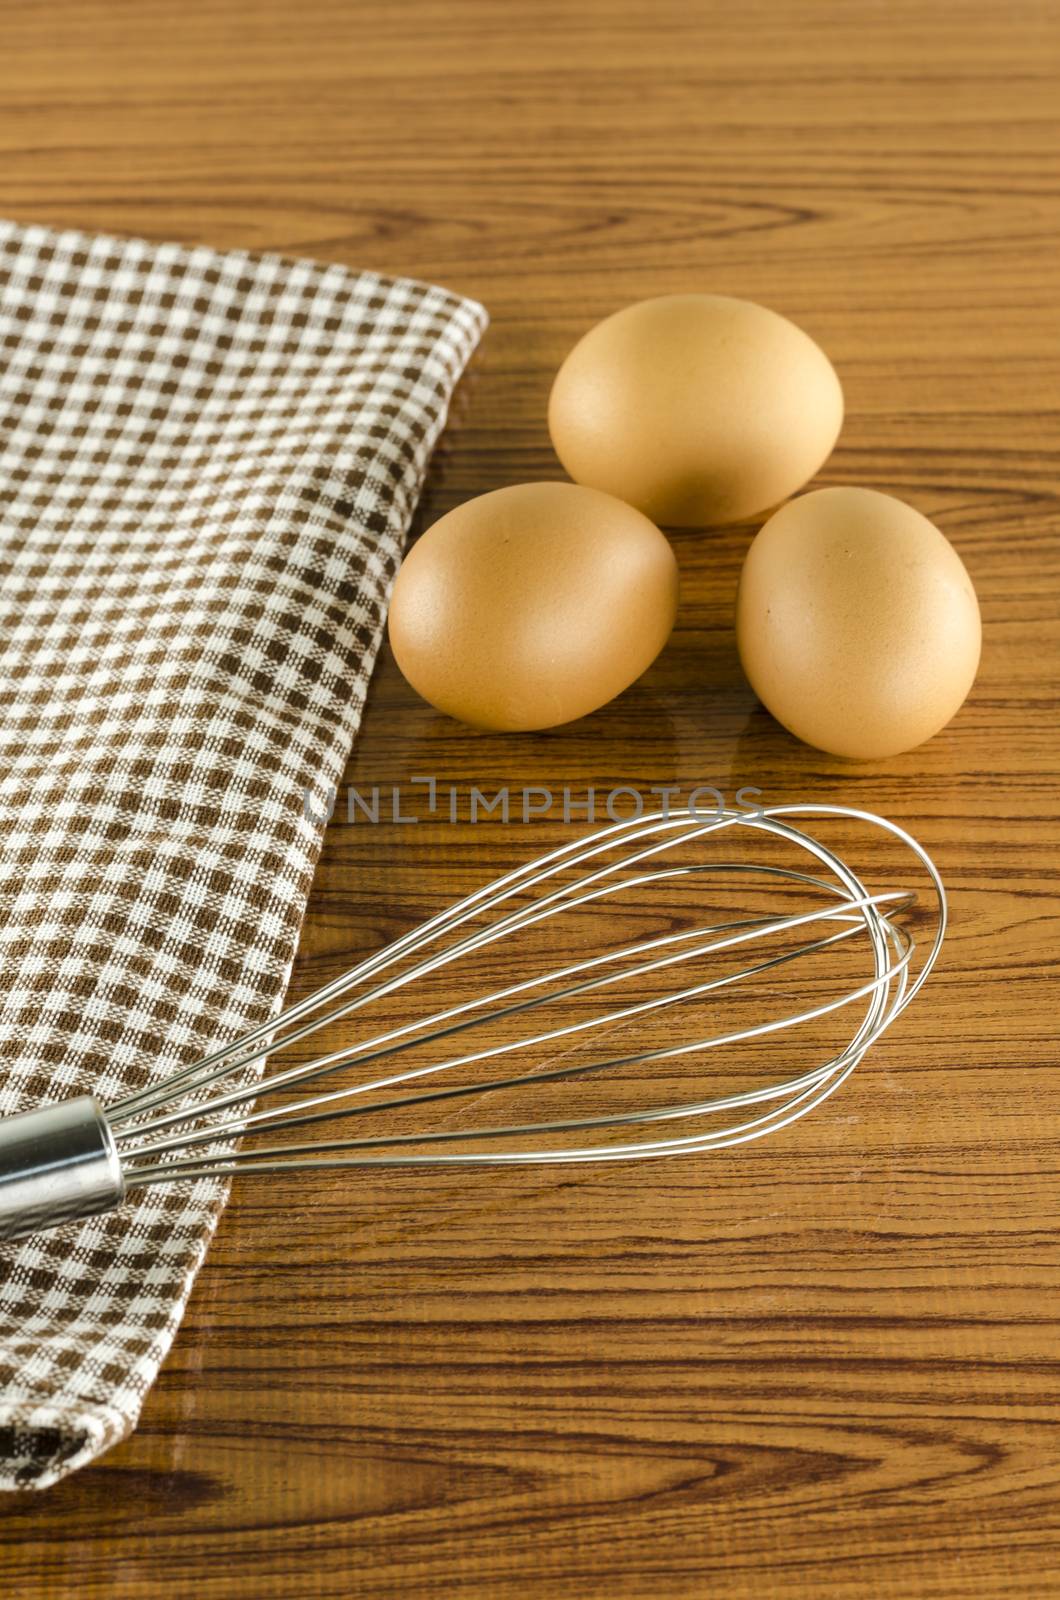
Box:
(3, 1), (1060, 1594)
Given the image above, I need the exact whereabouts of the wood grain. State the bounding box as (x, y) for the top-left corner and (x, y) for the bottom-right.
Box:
(2, 0), (1059, 1594)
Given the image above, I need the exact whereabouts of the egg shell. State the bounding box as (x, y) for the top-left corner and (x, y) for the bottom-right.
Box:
(387, 481), (679, 731)
(548, 293), (844, 527)
(736, 486), (981, 759)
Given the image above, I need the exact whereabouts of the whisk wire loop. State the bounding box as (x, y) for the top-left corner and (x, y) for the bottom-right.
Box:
(0, 804), (945, 1239)
(115, 804), (942, 1169)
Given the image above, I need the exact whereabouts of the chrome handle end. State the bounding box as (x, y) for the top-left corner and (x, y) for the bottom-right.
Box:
(0, 1096), (125, 1243)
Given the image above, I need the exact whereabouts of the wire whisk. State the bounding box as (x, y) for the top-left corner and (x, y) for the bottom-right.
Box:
(0, 803), (944, 1241)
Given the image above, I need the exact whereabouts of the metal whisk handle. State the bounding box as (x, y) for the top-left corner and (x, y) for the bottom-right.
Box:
(0, 1097), (125, 1243)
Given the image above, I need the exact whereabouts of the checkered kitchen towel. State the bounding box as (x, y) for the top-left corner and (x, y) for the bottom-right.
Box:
(0, 219), (485, 1489)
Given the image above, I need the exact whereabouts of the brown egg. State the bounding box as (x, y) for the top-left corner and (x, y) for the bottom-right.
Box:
(548, 293), (843, 527)
(387, 481), (679, 731)
(736, 487), (981, 759)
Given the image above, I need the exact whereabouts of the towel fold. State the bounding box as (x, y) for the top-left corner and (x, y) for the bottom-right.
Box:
(0, 218), (486, 1489)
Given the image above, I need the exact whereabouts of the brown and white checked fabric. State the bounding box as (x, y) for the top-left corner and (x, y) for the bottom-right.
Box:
(0, 219), (485, 1490)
